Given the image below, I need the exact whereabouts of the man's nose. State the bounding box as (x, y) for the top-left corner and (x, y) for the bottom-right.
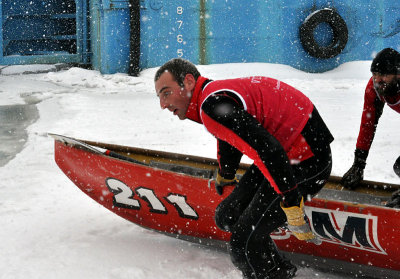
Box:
(160, 99), (168, 110)
(374, 76), (383, 83)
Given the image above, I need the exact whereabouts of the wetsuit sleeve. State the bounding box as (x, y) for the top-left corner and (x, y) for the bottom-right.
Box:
(217, 139), (242, 179)
(201, 93), (297, 196)
(356, 81), (384, 153)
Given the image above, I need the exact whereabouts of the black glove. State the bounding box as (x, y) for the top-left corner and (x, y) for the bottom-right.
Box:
(341, 149), (368, 190)
(394, 155), (400, 178)
(215, 171), (238, 195)
(386, 189), (400, 208)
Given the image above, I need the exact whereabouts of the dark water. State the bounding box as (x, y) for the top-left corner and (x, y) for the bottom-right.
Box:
(0, 104), (39, 166)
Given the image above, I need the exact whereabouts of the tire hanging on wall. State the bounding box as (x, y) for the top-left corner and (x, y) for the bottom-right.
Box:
(300, 8), (348, 59)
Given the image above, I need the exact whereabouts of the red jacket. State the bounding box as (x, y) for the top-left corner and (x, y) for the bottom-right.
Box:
(356, 77), (400, 151)
(186, 76), (314, 194)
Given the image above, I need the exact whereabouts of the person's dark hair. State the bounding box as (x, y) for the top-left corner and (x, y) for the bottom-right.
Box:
(154, 58), (201, 86)
(370, 48), (400, 75)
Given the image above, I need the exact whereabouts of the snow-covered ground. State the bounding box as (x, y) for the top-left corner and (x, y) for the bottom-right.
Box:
(1, 62), (399, 279)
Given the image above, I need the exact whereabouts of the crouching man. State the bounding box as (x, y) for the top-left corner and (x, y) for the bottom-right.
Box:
(341, 48), (400, 207)
(154, 58), (334, 278)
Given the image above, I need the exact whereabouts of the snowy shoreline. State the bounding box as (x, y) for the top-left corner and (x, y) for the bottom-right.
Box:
(1, 62), (399, 278)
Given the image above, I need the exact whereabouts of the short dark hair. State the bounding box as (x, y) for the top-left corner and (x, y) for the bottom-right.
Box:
(154, 58), (201, 86)
(370, 48), (400, 75)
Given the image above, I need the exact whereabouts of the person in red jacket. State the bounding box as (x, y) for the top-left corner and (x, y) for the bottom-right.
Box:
(154, 58), (334, 279)
(341, 48), (400, 206)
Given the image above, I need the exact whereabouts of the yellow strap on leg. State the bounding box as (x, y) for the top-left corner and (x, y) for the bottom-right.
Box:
(280, 197), (321, 245)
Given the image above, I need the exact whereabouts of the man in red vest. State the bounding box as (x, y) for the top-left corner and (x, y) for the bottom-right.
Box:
(341, 48), (400, 207)
(154, 58), (334, 279)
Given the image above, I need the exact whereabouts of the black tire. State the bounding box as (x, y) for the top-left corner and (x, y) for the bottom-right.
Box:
(394, 155), (400, 178)
(300, 8), (348, 59)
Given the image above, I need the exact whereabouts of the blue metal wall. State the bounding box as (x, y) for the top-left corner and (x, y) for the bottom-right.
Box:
(1, 0), (399, 73)
(139, 0), (400, 73)
(90, 0), (131, 74)
(0, 0), (89, 65)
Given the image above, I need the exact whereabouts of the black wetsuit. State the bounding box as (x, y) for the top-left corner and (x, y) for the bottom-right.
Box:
(186, 76), (334, 278)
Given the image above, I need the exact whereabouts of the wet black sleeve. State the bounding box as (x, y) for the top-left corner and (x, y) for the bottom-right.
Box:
(201, 93), (297, 195)
(217, 139), (242, 179)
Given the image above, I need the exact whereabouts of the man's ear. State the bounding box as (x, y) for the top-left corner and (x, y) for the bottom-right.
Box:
(183, 74), (196, 91)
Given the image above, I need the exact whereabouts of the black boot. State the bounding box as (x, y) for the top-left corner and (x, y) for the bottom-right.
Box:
(266, 259), (297, 279)
(240, 258), (297, 279)
(235, 236), (297, 279)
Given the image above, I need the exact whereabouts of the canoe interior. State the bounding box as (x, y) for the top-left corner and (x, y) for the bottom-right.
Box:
(81, 138), (399, 207)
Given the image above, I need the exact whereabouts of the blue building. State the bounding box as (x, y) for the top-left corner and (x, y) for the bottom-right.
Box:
(1, 0), (399, 74)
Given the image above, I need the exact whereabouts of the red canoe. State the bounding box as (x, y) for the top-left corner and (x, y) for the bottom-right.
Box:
(51, 134), (400, 278)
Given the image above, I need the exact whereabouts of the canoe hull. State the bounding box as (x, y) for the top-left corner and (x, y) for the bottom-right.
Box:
(52, 135), (400, 276)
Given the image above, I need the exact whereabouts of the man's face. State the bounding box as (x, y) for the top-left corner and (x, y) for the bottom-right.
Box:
(155, 71), (194, 120)
(372, 73), (399, 97)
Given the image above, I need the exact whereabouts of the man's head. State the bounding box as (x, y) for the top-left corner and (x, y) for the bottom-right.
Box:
(370, 48), (400, 97)
(154, 59), (201, 120)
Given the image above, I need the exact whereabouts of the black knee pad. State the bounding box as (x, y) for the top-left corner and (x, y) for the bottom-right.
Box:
(214, 184), (256, 232)
(215, 198), (243, 232)
(214, 203), (232, 232)
(394, 156), (400, 178)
